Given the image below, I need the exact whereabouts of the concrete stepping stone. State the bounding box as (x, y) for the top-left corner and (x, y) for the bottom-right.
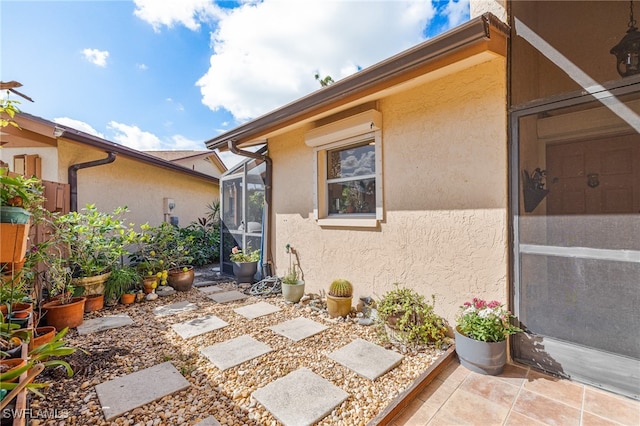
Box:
(171, 315), (229, 339)
(77, 314), (133, 335)
(252, 368), (349, 426)
(96, 362), (190, 421)
(207, 290), (248, 304)
(194, 416), (221, 426)
(328, 338), (403, 380)
(153, 301), (197, 317)
(268, 317), (328, 342)
(200, 335), (272, 371)
(234, 301), (280, 319)
(197, 285), (224, 294)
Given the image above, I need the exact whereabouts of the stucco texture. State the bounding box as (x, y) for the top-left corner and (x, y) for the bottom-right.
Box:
(270, 58), (507, 325)
(58, 140), (218, 228)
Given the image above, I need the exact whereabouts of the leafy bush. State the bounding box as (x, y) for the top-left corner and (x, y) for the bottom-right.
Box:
(179, 222), (219, 266)
(377, 284), (448, 348)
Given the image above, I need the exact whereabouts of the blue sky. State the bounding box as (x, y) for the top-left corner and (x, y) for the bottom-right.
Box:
(1, 0), (469, 164)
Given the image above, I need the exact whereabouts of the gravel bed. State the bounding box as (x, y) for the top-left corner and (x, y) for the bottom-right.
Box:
(28, 266), (450, 426)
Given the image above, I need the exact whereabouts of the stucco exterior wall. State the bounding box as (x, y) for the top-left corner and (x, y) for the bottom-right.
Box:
(57, 140), (218, 228)
(269, 57), (507, 325)
(0, 147), (58, 182)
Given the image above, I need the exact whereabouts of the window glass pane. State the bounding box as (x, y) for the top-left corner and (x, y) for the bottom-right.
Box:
(327, 143), (375, 179)
(327, 178), (375, 214)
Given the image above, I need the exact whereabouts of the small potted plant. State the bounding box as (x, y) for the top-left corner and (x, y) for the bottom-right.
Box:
(455, 297), (523, 375)
(40, 249), (86, 330)
(104, 264), (141, 306)
(280, 244), (305, 303)
(229, 244), (260, 284)
(377, 284), (448, 348)
(326, 278), (353, 318)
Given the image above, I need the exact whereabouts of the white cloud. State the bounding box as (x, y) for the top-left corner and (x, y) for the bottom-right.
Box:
(133, 0), (225, 32)
(443, 0), (469, 28)
(195, 0), (437, 121)
(108, 121), (163, 150)
(136, 63), (148, 70)
(82, 48), (109, 67)
(108, 121), (205, 151)
(53, 117), (104, 138)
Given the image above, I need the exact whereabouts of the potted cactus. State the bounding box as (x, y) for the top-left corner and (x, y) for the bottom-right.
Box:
(326, 278), (353, 318)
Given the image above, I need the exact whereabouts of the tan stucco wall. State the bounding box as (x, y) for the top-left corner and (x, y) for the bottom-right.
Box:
(57, 140), (219, 228)
(269, 57), (507, 325)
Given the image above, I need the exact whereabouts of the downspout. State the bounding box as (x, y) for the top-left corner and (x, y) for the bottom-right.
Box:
(227, 141), (273, 276)
(68, 152), (117, 212)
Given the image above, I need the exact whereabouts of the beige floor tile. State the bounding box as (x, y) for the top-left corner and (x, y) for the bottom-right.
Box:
(584, 387), (640, 426)
(433, 388), (510, 425)
(391, 399), (440, 426)
(496, 363), (529, 387)
(459, 373), (520, 407)
(523, 370), (584, 409)
(512, 389), (581, 426)
(427, 412), (470, 425)
(581, 411), (625, 426)
(438, 361), (471, 387)
(416, 377), (458, 405)
(504, 411), (547, 426)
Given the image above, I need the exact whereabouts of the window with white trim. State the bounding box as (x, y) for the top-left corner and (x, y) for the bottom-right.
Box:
(307, 109), (383, 227)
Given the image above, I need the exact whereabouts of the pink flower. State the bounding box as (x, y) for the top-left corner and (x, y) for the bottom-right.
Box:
(487, 300), (501, 309)
(463, 302), (472, 307)
(231, 246), (239, 254)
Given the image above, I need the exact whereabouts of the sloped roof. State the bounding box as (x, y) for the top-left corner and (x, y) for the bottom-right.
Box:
(6, 112), (219, 184)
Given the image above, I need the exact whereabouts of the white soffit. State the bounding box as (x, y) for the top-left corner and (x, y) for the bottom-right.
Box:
(305, 109), (382, 147)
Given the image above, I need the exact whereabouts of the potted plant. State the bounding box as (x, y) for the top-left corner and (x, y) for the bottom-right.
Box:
(120, 290), (136, 305)
(104, 264), (140, 305)
(326, 278), (353, 318)
(229, 244), (260, 284)
(455, 298), (523, 375)
(52, 204), (138, 296)
(377, 284), (448, 348)
(40, 249), (86, 330)
(280, 243), (304, 302)
(133, 222), (194, 291)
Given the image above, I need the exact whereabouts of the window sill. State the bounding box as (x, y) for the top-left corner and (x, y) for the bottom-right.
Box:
(317, 217), (379, 228)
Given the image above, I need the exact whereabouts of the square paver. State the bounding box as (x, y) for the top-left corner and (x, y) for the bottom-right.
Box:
(268, 317), (328, 342)
(207, 290), (248, 304)
(328, 338), (403, 380)
(234, 302), (281, 319)
(77, 314), (133, 335)
(200, 335), (272, 370)
(194, 280), (220, 288)
(252, 368), (349, 426)
(153, 301), (197, 317)
(197, 285), (224, 294)
(171, 315), (229, 339)
(96, 362), (190, 421)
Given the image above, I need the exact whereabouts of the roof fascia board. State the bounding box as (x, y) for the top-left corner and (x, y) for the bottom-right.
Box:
(205, 13), (508, 150)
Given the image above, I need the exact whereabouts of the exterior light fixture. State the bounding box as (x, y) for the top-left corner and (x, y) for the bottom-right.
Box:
(611, 0), (640, 77)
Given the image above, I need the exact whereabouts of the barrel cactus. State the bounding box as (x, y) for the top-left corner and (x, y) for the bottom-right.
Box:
(328, 279), (353, 297)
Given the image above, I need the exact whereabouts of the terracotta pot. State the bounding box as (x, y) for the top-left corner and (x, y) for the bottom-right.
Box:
(72, 271), (111, 296)
(0, 304), (7, 319)
(143, 276), (159, 294)
(41, 297), (86, 330)
(167, 266), (195, 292)
(84, 294), (104, 312)
(120, 293), (135, 305)
(28, 326), (56, 351)
(0, 222), (30, 263)
(326, 294), (352, 318)
(10, 302), (33, 315)
(0, 358), (27, 383)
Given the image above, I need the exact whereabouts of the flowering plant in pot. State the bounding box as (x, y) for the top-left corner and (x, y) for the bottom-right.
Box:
(230, 244), (260, 284)
(281, 244), (304, 303)
(454, 298), (523, 375)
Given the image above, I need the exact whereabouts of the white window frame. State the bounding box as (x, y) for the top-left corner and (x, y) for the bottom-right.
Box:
(310, 127), (383, 228)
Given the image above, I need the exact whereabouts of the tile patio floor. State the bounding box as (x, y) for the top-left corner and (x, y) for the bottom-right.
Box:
(390, 359), (640, 426)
